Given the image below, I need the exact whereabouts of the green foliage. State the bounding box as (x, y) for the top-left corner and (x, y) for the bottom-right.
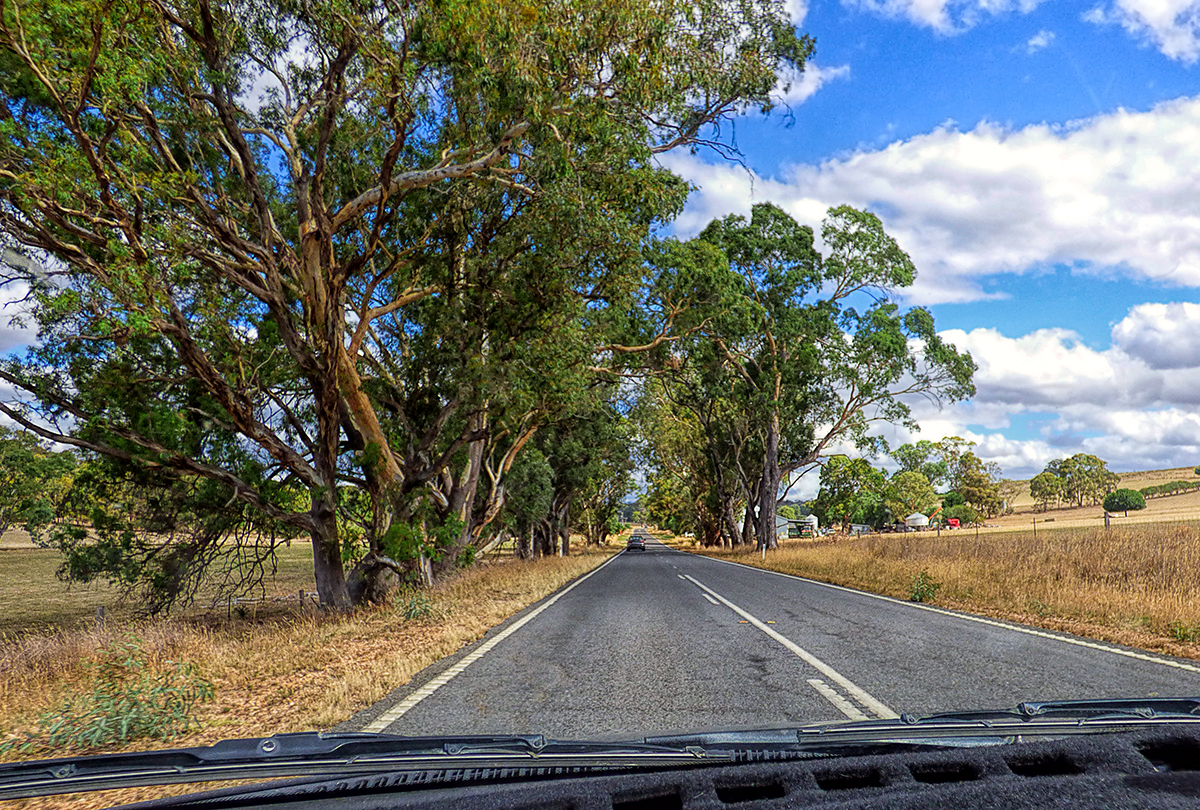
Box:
(30, 458), (304, 614)
(382, 514), (467, 570)
(398, 593), (442, 622)
(1030, 471), (1063, 511)
(814, 456), (886, 530)
(909, 570), (942, 603)
(1103, 488), (1146, 514)
(1139, 480), (1200, 499)
(956, 452), (1002, 517)
(885, 471), (939, 520)
(638, 202), (974, 548)
(0, 0), (813, 607)
(941, 503), (980, 526)
(891, 441), (950, 489)
(456, 545), (477, 569)
(1195, 467), (1200, 476)
(1, 635), (213, 754)
(942, 491), (965, 508)
(1044, 454), (1119, 507)
(0, 426), (77, 537)
(1169, 621), (1198, 643)
(778, 505), (797, 519)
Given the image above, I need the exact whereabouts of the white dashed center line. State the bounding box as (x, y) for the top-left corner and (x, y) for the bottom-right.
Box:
(807, 679), (869, 721)
(683, 573), (899, 720)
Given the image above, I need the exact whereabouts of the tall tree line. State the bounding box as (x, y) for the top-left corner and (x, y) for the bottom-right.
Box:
(0, 0), (810, 609)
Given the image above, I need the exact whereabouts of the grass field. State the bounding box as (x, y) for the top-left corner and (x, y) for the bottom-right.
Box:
(0, 540), (319, 636)
(0, 540), (617, 810)
(683, 520), (1200, 661)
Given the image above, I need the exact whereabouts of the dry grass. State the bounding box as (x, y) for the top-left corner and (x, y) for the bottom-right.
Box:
(0, 542), (616, 810)
(686, 522), (1200, 659)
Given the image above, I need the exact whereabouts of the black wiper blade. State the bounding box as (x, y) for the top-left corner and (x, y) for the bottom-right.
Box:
(6, 699), (1199, 800)
(932, 697), (1200, 721)
(647, 698), (1200, 749)
(0, 732), (723, 800)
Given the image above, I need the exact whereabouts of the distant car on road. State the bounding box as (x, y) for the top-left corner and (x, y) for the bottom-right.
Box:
(625, 536), (646, 552)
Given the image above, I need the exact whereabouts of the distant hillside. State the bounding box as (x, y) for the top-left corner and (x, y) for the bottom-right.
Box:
(998, 465), (1200, 523)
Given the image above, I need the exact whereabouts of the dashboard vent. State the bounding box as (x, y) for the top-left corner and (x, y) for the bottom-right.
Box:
(1139, 739), (1200, 772)
(813, 767), (884, 791)
(1005, 753), (1083, 778)
(611, 789), (683, 810)
(908, 761), (982, 784)
(714, 779), (787, 804)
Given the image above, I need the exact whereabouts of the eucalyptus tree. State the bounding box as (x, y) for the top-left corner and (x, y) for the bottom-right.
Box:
(0, 425), (76, 536)
(673, 204), (976, 548)
(0, 0), (811, 608)
(812, 455), (885, 532)
(515, 387), (633, 557)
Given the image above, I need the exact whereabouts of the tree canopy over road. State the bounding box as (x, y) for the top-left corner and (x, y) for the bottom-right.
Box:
(0, 0), (973, 611)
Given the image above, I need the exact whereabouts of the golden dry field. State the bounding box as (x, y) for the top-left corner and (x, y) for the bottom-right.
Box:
(0, 540), (617, 810)
(684, 519), (1200, 664)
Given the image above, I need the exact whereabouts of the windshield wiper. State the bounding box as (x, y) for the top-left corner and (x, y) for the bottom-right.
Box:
(3, 698), (1199, 800)
(0, 733), (723, 800)
(650, 697), (1200, 749)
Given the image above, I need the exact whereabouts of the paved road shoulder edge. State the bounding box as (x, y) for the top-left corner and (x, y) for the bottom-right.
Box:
(337, 551), (623, 733)
(670, 544), (1200, 676)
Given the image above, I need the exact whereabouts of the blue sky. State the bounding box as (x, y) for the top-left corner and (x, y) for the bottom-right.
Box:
(661, 0), (1200, 485)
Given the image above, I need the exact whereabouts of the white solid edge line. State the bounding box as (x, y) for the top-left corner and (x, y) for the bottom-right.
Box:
(702, 593), (720, 606)
(683, 574), (899, 719)
(808, 679), (869, 721)
(363, 551), (625, 733)
(685, 550), (1200, 676)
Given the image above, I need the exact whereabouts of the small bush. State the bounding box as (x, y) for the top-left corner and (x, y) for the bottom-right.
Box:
(398, 593), (441, 621)
(2, 634), (213, 754)
(1103, 488), (1146, 514)
(1169, 621), (1198, 643)
(909, 570), (941, 603)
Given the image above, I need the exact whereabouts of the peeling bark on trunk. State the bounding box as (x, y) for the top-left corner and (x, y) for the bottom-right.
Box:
(757, 410), (781, 550)
(310, 497), (349, 610)
(557, 497), (571, 556)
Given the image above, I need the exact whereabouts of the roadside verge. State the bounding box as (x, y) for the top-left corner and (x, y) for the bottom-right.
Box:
(670, 532), (1200, 665)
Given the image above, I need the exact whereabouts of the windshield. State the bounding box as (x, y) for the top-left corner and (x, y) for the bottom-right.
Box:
(2, 0), (1200, 806)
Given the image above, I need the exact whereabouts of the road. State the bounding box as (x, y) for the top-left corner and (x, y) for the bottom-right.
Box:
(344, 536), (1200, 740)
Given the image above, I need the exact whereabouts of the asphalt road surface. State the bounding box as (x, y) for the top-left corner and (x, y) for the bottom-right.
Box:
(345, 537), (1200, 740)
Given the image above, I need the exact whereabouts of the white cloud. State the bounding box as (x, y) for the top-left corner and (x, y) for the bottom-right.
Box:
(0, 284), (37, 355)
(846, 0), (1045, 33)
(1086, 0), (1200, 63)
(868, 320), (1200, 479)
(1111, 302), (1200, 369)
(662, 95), (1200, 305)
(1026, 28), (1056, 52)
(775, 63), (850, 106)
(785, 0), (810, 25)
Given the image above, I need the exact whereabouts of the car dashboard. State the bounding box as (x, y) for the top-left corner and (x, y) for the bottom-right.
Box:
(132, 727), (1200, 809)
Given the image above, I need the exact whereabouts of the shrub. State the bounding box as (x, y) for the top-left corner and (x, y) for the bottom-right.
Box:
(942, 491), (965, 508)
(1169, 621), (1198, 643)
(1103, 488), (1146, 515)
(1, 634), (213, 754)
(941, 504), (979, 525)
(909, 570), (941, 603)
(398, 593), (442, 621)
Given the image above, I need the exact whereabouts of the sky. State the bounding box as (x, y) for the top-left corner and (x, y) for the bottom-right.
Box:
(659, 0), (1200, 488)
